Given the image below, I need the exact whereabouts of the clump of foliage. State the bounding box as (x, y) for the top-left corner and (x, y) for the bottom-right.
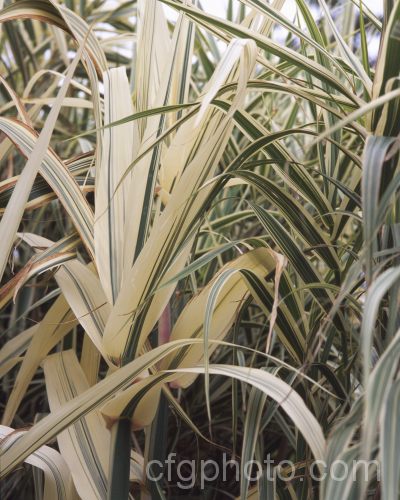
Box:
(0, 0), (399, 498)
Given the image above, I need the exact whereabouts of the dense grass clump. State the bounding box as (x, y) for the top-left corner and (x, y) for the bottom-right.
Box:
(0, 0), (399, 498)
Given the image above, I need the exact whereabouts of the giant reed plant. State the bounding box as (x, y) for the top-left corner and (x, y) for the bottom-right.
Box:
(0, 0), (399, 498)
